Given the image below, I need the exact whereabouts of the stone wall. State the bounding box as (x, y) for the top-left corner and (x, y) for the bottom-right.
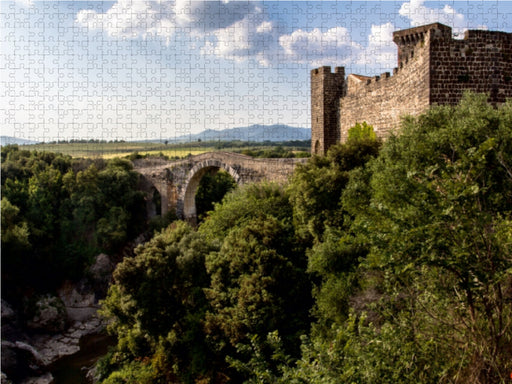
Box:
(338, 31), (431, 142)
(429, 29), (512, 105)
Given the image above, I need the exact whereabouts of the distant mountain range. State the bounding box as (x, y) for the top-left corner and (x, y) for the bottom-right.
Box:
(167, 125), (310, 143)
(0, 136), (40, 146)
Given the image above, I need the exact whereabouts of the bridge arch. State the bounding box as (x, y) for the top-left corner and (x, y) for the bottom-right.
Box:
(181, 159), (241, 221)
(147, 186), (162, 218)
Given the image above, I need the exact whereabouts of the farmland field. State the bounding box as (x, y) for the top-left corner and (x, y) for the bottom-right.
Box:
(18, 141), (208, 159)
(16, 140), (311, 159)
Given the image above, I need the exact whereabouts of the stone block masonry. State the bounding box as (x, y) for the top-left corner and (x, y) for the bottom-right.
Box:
(311, 66), (345, 155)
(311, 23), (512, 155)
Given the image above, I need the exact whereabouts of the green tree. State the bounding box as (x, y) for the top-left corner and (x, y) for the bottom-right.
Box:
(279, 93), (512, 384)
(199, 183), (293, 243)
(347, 121), (377, 141)
(1, 197), (30, 252)
(195, 169), (237, 222)
(204, 216), (310, 348)
(99, 222), (218, 383)
(362, 94), (512, 382)
(287, 132), (380, 242)
(1, 149), (146, 299)
(97, 207), (129, 251)
(199, 183), (311, 382)
(320, 93), (512, 383)
(1, 197), (31, 293)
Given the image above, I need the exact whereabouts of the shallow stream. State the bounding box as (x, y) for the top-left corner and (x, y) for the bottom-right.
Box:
(50, 333), (115, 383)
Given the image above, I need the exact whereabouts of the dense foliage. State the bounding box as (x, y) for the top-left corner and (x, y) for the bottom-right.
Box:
(98, 184), (312, 382)
(99, 222), (218, 383)
(98, 94), (512, 383)
(4, 93), (511, 383)
(1, 147), (146, 300)
(284, 93), (512, 383)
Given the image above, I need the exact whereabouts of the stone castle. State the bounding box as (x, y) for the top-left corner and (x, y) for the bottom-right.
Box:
(311, 23), (512, 155)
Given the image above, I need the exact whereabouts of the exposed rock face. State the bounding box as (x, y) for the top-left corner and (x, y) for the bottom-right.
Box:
(88, 253), (115, 297)
(89, 253), (115, 282)
(2, 303), (105, 382)
(31, 316), (104, 366)
(1, 253), (118, 383)
(1, 341), (46, 383)
(57, 281), (97, 323)
(85, 365), (100, 384)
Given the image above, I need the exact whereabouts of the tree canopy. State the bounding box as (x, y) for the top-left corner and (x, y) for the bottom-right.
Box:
(1, 147), (146, 299)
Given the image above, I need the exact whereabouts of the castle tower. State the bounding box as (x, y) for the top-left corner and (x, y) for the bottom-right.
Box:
(393, 23), (452, 67)
(311, 66), (345, 155)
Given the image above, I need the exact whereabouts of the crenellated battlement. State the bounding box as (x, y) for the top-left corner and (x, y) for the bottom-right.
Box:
(311, 66), (345, 76)
(311, 23), (512, 154)
(393, 22), (451, 67)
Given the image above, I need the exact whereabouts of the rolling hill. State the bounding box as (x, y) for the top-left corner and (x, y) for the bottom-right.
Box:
(169, 124), (310, 143)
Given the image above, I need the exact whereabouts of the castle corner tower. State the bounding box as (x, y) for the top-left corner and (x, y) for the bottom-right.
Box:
(311, 66), (345, 155)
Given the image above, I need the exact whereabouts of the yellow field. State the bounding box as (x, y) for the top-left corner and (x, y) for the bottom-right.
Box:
(101, 149), (208, 159)
(19, 142), (210, 159)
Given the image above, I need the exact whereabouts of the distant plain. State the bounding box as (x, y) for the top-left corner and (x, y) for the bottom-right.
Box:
(18, 140), (311, 159)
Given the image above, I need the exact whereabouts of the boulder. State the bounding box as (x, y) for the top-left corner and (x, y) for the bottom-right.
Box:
(85, 365), (100, 384)
(26, 295), (67, 333)
(1, 372), (10, 384)
(57, 281), (97, 323)
(20, 373), (54, 384)
(1, 341), (19, 377)
(1, 341), (45, 382)
(1, 300), (15, 323)
(89, 253), (114, 284)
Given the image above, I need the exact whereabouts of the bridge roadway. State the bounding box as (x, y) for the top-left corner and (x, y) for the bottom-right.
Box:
(133, 151), (307, 221)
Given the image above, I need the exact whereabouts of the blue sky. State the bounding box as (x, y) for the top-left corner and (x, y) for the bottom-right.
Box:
(1, 0), (511, 141)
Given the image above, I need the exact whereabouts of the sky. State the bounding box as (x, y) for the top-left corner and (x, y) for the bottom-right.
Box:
(1, 0), (511, 141)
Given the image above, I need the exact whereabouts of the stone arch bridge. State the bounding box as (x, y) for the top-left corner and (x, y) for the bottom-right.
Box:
(133, 152), (306, 222)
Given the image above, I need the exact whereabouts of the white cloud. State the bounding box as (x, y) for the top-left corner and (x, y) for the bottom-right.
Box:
(174, 1), (278, 65)
(76, 0), (277, 63)
(201, 14), (277, 66)
(205, 18), (251, 57)
(74, 0), (483, 67)
(14, 0), (33, 7)
(174, 0), (257, 32)
(357, 22), (396, 68)
(399, 0), (468, 36)
(279, 27), (362, 66)
(256, 21), (273, 34)
(76, 0), (175, 42)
